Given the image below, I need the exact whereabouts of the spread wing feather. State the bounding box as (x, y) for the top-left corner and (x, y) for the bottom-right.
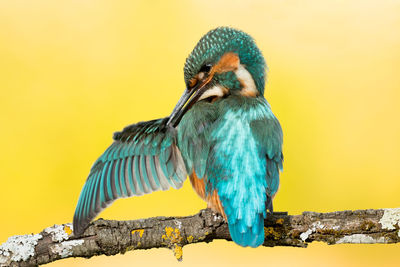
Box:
(73, 118), (187, 235)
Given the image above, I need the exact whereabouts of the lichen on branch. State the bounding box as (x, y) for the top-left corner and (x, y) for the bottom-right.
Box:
(1, 208), (400, 266)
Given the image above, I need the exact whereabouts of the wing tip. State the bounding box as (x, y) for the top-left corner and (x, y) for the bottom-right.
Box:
(72, 215), (89, 236)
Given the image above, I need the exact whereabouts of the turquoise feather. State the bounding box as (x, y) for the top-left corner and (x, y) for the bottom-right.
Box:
(177, 96), (282, 247)
(73, 27), (283, 249)
(73, 118), (187, 235)
(119, 158), (128, 197)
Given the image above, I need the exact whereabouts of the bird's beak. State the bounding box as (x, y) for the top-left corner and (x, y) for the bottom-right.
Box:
(167, 81), (209, 127)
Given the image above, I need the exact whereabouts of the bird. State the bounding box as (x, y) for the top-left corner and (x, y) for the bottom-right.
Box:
(73, 27), (283, 248)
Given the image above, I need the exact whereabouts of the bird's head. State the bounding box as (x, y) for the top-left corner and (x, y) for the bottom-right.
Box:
(167, 27), (267, 126)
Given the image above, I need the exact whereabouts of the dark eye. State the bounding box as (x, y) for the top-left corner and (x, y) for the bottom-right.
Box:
(199, 64), (212, 73)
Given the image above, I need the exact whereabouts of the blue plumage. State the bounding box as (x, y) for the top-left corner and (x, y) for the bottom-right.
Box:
(73, 119), (187, 235)
(73, 27), (283, 248)
(178, 96), (282, 247)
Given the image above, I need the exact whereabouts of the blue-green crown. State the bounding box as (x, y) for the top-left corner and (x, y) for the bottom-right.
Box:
(184, 27), (267, 94)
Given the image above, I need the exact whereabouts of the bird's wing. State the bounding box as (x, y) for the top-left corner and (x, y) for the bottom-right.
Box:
(176, 101), (218, 179)
(250, 110), (283, 210)
(73, 118), (187, 235)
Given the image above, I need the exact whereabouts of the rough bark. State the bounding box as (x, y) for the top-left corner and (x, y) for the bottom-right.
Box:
(1, 208), (399, 266)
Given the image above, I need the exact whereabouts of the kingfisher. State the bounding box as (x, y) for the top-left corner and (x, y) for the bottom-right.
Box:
(73, 27), (283, 248)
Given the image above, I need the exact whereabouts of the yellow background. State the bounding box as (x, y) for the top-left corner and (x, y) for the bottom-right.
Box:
(1, 0), (399, 266)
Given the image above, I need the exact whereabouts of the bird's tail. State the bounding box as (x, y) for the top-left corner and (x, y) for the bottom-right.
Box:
(227, 213), (265, 247)
(221, 196), (266, 247)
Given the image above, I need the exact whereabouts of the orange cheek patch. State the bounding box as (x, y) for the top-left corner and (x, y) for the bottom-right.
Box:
(196, 52), (240, 90)
(213, 52), (240, 73)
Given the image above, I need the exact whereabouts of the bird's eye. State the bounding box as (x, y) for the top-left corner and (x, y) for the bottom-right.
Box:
(199, 64), (212, 73)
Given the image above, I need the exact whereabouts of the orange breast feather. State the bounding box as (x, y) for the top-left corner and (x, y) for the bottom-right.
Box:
(189, 171), (226, 219)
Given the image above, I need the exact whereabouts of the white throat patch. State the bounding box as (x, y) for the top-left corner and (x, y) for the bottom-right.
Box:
(198, 84), (226, 101)
(235, 64), (258, 97)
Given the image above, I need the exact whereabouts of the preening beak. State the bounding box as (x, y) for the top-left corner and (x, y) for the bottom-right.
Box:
(167, 82), (209, 127)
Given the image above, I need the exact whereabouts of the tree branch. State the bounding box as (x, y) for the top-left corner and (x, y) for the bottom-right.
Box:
(1, 208), (399, 266)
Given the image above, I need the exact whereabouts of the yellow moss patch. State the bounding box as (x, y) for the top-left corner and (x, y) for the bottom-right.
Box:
(64, 225), (73, 236)
(162, 227), (184, 261)
(276, 218), (284, 225)
(186, 235), (194, 243)
(264, 227), (281, 240)
(161, 227), (182, 243)
(174, 245), (183, 261)
(131, 229), (144, 238)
